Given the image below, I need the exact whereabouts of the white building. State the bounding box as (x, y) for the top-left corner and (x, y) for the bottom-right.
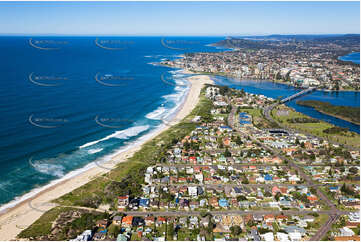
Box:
(339, 227), (355, 237)
(72, 230), (92, 241)
(262, 232), (274, 242)
(277, 232), (290, 242)
(288, 232), (302, 241)
(188, 186), (198, 197)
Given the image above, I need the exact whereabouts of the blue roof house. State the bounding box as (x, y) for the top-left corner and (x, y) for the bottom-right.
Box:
(139, 198), (149, 208)
(264, 174), (273, 181)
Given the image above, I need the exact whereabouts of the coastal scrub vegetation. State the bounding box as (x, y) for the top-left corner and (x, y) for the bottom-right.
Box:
(296, 100), (360, 125)
(18, 207), (107, 240)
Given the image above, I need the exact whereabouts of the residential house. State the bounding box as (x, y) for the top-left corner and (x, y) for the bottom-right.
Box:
(122, 216), (133, 228)
(118, 195), (129, 211)
(113, 216), (122, 226)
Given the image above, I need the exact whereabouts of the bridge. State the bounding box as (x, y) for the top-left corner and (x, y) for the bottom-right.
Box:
(280, 87), (317, 103)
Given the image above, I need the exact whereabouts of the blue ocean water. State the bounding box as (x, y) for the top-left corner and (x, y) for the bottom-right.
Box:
(0, 36), (226, 209)
(0, 36), (359, 210)
(339, 52), (360, 64)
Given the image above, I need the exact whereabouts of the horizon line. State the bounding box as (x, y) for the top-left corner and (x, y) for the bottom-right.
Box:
(0, 33), (359, 37)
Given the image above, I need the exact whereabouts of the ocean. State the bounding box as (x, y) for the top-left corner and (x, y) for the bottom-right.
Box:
(0, 36), (225, 210)
(0, 36), (359, 210)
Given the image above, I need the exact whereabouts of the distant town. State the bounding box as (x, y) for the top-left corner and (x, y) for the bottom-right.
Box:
(161, 35), (360, 91)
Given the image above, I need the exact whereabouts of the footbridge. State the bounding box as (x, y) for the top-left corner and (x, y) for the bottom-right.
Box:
(281, 87), (317, 103)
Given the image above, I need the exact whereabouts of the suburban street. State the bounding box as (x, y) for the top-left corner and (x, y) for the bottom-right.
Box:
(229, 104), (346, 240)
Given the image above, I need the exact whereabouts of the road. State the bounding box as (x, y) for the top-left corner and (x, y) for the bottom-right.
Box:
(155, 163), (356, 167)
(229, 104), (348, 240)
(310, 214), (339, 241)
(156, 183), (324, 188)
(119, 209), (351, 217)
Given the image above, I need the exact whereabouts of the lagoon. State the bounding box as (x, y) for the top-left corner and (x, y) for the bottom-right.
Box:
(212, 76), (360, 134)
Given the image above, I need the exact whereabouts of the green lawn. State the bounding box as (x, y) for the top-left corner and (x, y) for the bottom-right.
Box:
(272, 105), (360, 148)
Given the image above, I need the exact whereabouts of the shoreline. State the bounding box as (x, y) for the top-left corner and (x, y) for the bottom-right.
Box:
(168, 66), (360, 92)
(296, 102), (360, 126)
(0, 74), (214, 241)
(316, 110), (360, 126)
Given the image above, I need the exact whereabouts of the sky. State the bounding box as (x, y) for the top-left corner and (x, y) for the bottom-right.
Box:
(0, 1), (359, 36)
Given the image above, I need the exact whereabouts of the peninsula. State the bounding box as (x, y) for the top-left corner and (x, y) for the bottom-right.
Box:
(296, 100), (360, 125)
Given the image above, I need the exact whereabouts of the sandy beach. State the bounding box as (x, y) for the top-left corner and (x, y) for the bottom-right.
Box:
(0, 74), (213, 240)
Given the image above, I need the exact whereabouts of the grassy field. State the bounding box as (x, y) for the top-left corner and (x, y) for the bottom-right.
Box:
(313, 214), (329, 230)
(271, 105), (360, 149)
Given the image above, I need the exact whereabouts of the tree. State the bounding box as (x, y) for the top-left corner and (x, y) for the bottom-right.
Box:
(328, 169), (333, 177)
(258, 227), (272, 234)
(275, 192), (282, 201)
(341, 183), (347, 193)
(285, 71), (291, 82)
(240, 88), (245, 96)
(264, 191), (272, 197)
(230, 226), (242, 236)
(108, 224), (120, 238)
(247, 220), (255, 227)
(224, 148), (231, 157)
(295, 138), (300, 145)
(349, 167), (358, 174)
(276, 72), (282, 80)
(237, 195), (247, 201)
(235, 136), (243, 145)
(310, 187), (317, 195)
(241, 177), (249, 184)
(167, 223), (175, 239)
(207, 221), (214, 233)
